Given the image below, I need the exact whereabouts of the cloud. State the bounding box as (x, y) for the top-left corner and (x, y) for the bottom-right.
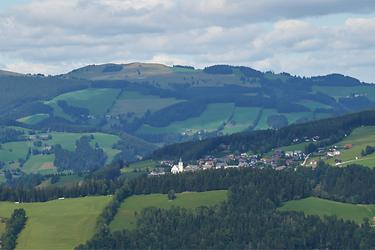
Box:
(0, 0), (374, 82)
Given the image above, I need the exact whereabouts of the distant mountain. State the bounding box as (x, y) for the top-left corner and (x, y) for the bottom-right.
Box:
(0, 62), (374, 161)
(0, 69), (24, 77)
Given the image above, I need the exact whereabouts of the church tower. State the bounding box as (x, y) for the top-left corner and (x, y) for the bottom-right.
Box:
(178, 157), (184, 172)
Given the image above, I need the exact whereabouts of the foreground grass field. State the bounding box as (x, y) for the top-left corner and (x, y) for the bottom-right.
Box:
(110, 190), (228, 232)
(279, 197), (375, 224)
(0, 196), (111, 249)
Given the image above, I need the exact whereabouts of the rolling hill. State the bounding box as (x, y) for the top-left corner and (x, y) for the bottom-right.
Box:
(1, 62), (375, 176)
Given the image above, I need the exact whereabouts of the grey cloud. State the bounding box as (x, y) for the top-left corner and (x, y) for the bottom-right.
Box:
(0, 0), (375, 82)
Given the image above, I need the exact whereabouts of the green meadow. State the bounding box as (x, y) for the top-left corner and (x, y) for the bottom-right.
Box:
(0, 196), (111, 250)
(0, 219), (5, 235)
(0, 131), (121, 174)
(121, 160), (158, 173)
(110, 190), (228, 232)
(325, 126), (375, 168)
(22, 154), (56, 175)
(298, 100), (331, 111)
(279, 197), (375, 224)
(254, 108), (315, 130)
(0, 141), (30, 163)
(110, 90), (182, 117)
(137, 103), (235, 135)
(46, 88), (121, 117)
(17, 113), (49, 125)
(223, 107), (261, 134)
(313, 85), (375, 101)
(278, 141), (309, 152)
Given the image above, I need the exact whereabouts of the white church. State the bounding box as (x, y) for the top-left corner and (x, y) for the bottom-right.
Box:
(171, 158), (184, 174)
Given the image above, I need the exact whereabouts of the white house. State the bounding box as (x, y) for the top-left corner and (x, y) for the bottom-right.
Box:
(171, 158), (184, 174)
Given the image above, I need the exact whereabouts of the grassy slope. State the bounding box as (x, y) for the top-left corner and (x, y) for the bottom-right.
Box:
(0, 219), (5, 235)
(223, 107), (260, 134)
(110, 190), (228, 232)
(46, 88), (120, 117)
(254, 109), (278, 130)
(313, 85), (375, 101)
(279, 197), (375, 224)
(255, 109), (314, 130)
(0, 196), (111, 250)
(137, 103), (235, 134)
(1, 132), (120, 174)
(110, 91), (182, 117)
(0, 141), (30, 163)
(121, 160), (158, 173)
(325, 126), (375, 167)
(298, 100), (331, 111)
(17, 114), (49, 125)
(22, 154), (55, 175)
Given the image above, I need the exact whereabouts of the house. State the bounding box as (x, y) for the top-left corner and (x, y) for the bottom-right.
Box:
(171, 158), (184, 174)
(327, 150), (340, 157)
(184, 165), (199, 172)
(224, 165), (239, 169)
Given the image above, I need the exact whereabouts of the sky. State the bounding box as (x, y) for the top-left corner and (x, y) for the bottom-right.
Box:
(0, 0), (374, 82)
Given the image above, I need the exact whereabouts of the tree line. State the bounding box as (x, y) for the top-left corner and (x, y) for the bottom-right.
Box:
(1, 209), (27, 250)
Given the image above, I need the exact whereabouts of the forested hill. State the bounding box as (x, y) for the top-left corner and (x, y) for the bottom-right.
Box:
(152, 109), (375, 160)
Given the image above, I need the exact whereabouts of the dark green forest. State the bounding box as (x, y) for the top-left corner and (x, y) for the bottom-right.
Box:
(78, 164), (375, 249)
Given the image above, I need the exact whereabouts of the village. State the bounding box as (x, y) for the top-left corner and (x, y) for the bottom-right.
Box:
(148, 149), (308, 176)
(148, 135), (359, 176)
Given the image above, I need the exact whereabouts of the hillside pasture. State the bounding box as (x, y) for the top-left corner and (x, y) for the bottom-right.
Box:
(313, 85), (375, 101)
(254, 109), (314, 130)
(17, 113), (49, 125)
(22, 155), (56, 175)
(0, 141), (30, 164)
(46, 88), (120, 117)
(325, 126), (375, 168)
(121, 160), (158, 173)
(0, 219), (5, 235)
(279, 197), (375, 224)
(223, 107), (261, 134)
(110, 90), (182, 117)
(137, 103), (235, 135)
(1, 131), (121, 175)
(298, 100), (331, 111)
(110, 190), (228, 232)
(0, 196), (111, 250)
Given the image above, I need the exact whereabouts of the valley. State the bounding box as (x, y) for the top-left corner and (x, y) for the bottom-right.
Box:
(2, 64), (375, 249)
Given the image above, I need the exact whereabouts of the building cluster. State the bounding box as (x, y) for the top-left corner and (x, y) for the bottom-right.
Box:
(148, 150), (309, 176)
